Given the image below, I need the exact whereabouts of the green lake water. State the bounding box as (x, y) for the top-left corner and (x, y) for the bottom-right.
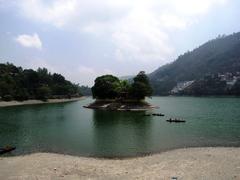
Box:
(0, 97), (240, 157)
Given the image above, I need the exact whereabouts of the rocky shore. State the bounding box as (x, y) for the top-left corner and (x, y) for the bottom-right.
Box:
(84, 99), (158, 111)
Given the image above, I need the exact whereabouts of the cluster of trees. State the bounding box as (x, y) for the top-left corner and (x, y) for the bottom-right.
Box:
(92, 71), (152, 100)
(0, 63), (81, 101)
(149, 32), (240, 95)
(79, 86), (92, 96)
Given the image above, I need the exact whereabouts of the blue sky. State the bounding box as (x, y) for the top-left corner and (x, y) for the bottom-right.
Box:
(0, 0), (240, 85)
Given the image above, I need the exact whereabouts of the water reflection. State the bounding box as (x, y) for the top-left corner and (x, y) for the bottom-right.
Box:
(92, 110), (153, 157)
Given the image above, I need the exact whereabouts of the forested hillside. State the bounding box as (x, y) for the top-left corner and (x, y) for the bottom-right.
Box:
(149, 32), (240, 95)
(79, 86), (92, 96)
(0, 63), (82, 101)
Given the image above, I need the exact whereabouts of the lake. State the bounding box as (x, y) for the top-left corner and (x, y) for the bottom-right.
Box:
(0, 97), (240, 157)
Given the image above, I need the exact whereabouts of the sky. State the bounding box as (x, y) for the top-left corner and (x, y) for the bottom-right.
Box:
(0, 0), (240, 86)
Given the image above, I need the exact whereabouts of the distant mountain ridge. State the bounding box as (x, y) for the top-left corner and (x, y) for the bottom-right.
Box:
(149, 32), (240, 95)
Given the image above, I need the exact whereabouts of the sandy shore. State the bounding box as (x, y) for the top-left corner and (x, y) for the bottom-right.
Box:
(0, 97), (85, 107)
(0, 147), (239, 180)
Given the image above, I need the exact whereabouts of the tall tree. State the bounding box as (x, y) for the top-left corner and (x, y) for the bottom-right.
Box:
(92, 75), (120, 99)
(130, 71), (152, 99)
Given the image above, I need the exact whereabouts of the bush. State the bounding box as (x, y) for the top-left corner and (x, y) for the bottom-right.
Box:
(14, 88), (29, 101)
(92, 75), (120, 99)
(36, 85), (51, 101)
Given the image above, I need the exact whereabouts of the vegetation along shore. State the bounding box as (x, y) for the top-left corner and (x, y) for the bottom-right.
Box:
(0, 63), (82, 102)
(0, 97), (85, 107)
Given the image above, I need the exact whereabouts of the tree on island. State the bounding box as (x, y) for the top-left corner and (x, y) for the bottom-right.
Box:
(130, 71), (153, 99)
(92, 75), (120, 99)
(91, 71), (152, 100)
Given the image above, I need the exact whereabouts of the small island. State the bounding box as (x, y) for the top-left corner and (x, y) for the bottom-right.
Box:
(84, 71), (156, 111)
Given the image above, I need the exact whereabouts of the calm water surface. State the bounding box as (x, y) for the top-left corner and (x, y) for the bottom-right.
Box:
(0, 97), (240, 157)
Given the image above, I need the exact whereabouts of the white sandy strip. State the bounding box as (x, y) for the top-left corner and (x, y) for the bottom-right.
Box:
(0, 148), (239, 180)
(0, 97), (86, 107)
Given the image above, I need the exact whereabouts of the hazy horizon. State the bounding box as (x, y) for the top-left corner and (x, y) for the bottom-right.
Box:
(1, 0), (240, 86)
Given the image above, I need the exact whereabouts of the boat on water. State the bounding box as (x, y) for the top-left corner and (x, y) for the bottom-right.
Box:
(143, 113), (165, 117)
(166, 119), (186, 123)
(152, 113), (165, 116)
(0, 146), (16, 155)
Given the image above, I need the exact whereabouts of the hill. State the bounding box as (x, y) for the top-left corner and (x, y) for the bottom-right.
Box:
(0, 63), (82, 101)
(149, 32), (240, 95)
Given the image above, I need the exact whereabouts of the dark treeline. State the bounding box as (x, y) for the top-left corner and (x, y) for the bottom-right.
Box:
(0, 63), (82, 101)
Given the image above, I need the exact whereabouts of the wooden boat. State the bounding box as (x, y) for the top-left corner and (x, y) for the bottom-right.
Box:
(152, 113), (165, 116)
(0, 146), (16, 155)
(166, 119), (186, 123)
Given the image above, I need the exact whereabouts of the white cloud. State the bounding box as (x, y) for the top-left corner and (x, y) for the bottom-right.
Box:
(160, 14), (187, 30)
(12, 0), (228, 63)
(23, 58), (56, 73)
(14, 0), (229, 30)
(78, 0), (227, 63)
(15, 33), (42, 50)
(112, 9), (174, 63)
(172, 0), (227, 15)
(78, 65), (95, 75)
(19, 0), (77, 27)
(75, 65), (116, 85)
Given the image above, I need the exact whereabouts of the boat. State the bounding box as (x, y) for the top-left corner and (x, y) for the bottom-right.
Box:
(152, 113), (165, 116)
(166, 119), (186, 123)
(0, 146), (16, 155)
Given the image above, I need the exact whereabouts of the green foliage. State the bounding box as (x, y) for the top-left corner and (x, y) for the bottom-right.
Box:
(52, 84), (69, 95)
(14, 88), (29, 101)
(79, 86), (92, 96)
(52, 73), (65, 84)
(92, 75), (120, 99)
(130, 71), (152, 99)
(118, 80), (131, 93)
(149, 32), (240, 95)
(92, 71), (152, 100)
(0, 75), (15, 97)
(36, 85), (51, 101)
(0, 62), (82, 101)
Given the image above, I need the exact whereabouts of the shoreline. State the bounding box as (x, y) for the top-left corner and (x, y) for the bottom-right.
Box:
(0, 147), (239, 179)
(84, 99), (158, 111)
(0, 97), (85, 107)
